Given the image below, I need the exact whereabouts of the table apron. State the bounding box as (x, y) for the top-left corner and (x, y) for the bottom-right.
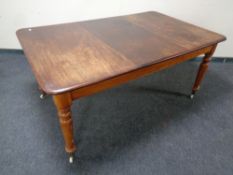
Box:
(70, 45), (215, 100)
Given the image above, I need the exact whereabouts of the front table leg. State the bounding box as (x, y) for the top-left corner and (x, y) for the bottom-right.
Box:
(190, 45), (217, 99)
(53, 93), (76, 163)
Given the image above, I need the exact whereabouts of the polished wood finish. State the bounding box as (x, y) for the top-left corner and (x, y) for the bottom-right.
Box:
(16, 11), (226, 95)
(16, 11), (226, 159)
(53, 93), (76, 153)
(192, 45), (217, 94)
(71, 45), (213, 99)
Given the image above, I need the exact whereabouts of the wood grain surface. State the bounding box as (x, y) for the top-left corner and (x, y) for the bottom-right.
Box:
(16, 11), (226, 94)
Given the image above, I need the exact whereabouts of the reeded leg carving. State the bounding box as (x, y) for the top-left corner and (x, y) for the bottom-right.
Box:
(190, 45), (217, 99)
(53, 93), (76, 163)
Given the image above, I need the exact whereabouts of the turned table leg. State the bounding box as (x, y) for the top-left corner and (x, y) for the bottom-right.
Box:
(190, 45), (217, 99)
(53, 93), (76, 163)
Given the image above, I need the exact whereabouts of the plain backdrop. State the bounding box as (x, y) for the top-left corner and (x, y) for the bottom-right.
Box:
(0, 0), (232, 57)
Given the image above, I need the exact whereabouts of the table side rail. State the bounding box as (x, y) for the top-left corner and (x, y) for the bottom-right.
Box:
(70, 45), (215, 99)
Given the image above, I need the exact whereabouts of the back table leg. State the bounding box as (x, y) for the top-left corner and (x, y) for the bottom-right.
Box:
(53, 93), (76, 163)
(38, 86), (47, 99)
(190, 45), (217, 99)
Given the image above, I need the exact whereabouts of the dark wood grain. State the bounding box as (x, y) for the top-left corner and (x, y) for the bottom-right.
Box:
(70, 45), (214, 99)
(16, 11), (226, 95)
(16, 11), (226, 161)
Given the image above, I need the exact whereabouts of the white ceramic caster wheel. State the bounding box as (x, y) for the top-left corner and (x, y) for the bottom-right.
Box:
(40, 94), (45, 99)
(190, 94), (194, 99)
(69, 156), (74, 164)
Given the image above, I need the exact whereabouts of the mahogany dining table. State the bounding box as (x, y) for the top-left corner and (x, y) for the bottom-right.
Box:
(16, 11), (226, 163)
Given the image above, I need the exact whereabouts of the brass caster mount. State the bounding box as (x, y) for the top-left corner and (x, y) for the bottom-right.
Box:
(39, 92), (47, 99)
(190, 94), (194, 99)
(68, 154), (75, 164)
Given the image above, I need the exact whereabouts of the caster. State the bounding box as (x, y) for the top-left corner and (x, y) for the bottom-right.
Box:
(40, 93), (45, 99)
(68, 154), (75, 164)
(190, 94), (194, 99)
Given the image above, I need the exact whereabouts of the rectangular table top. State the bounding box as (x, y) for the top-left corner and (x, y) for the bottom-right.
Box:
(17, 11), (226, 94)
